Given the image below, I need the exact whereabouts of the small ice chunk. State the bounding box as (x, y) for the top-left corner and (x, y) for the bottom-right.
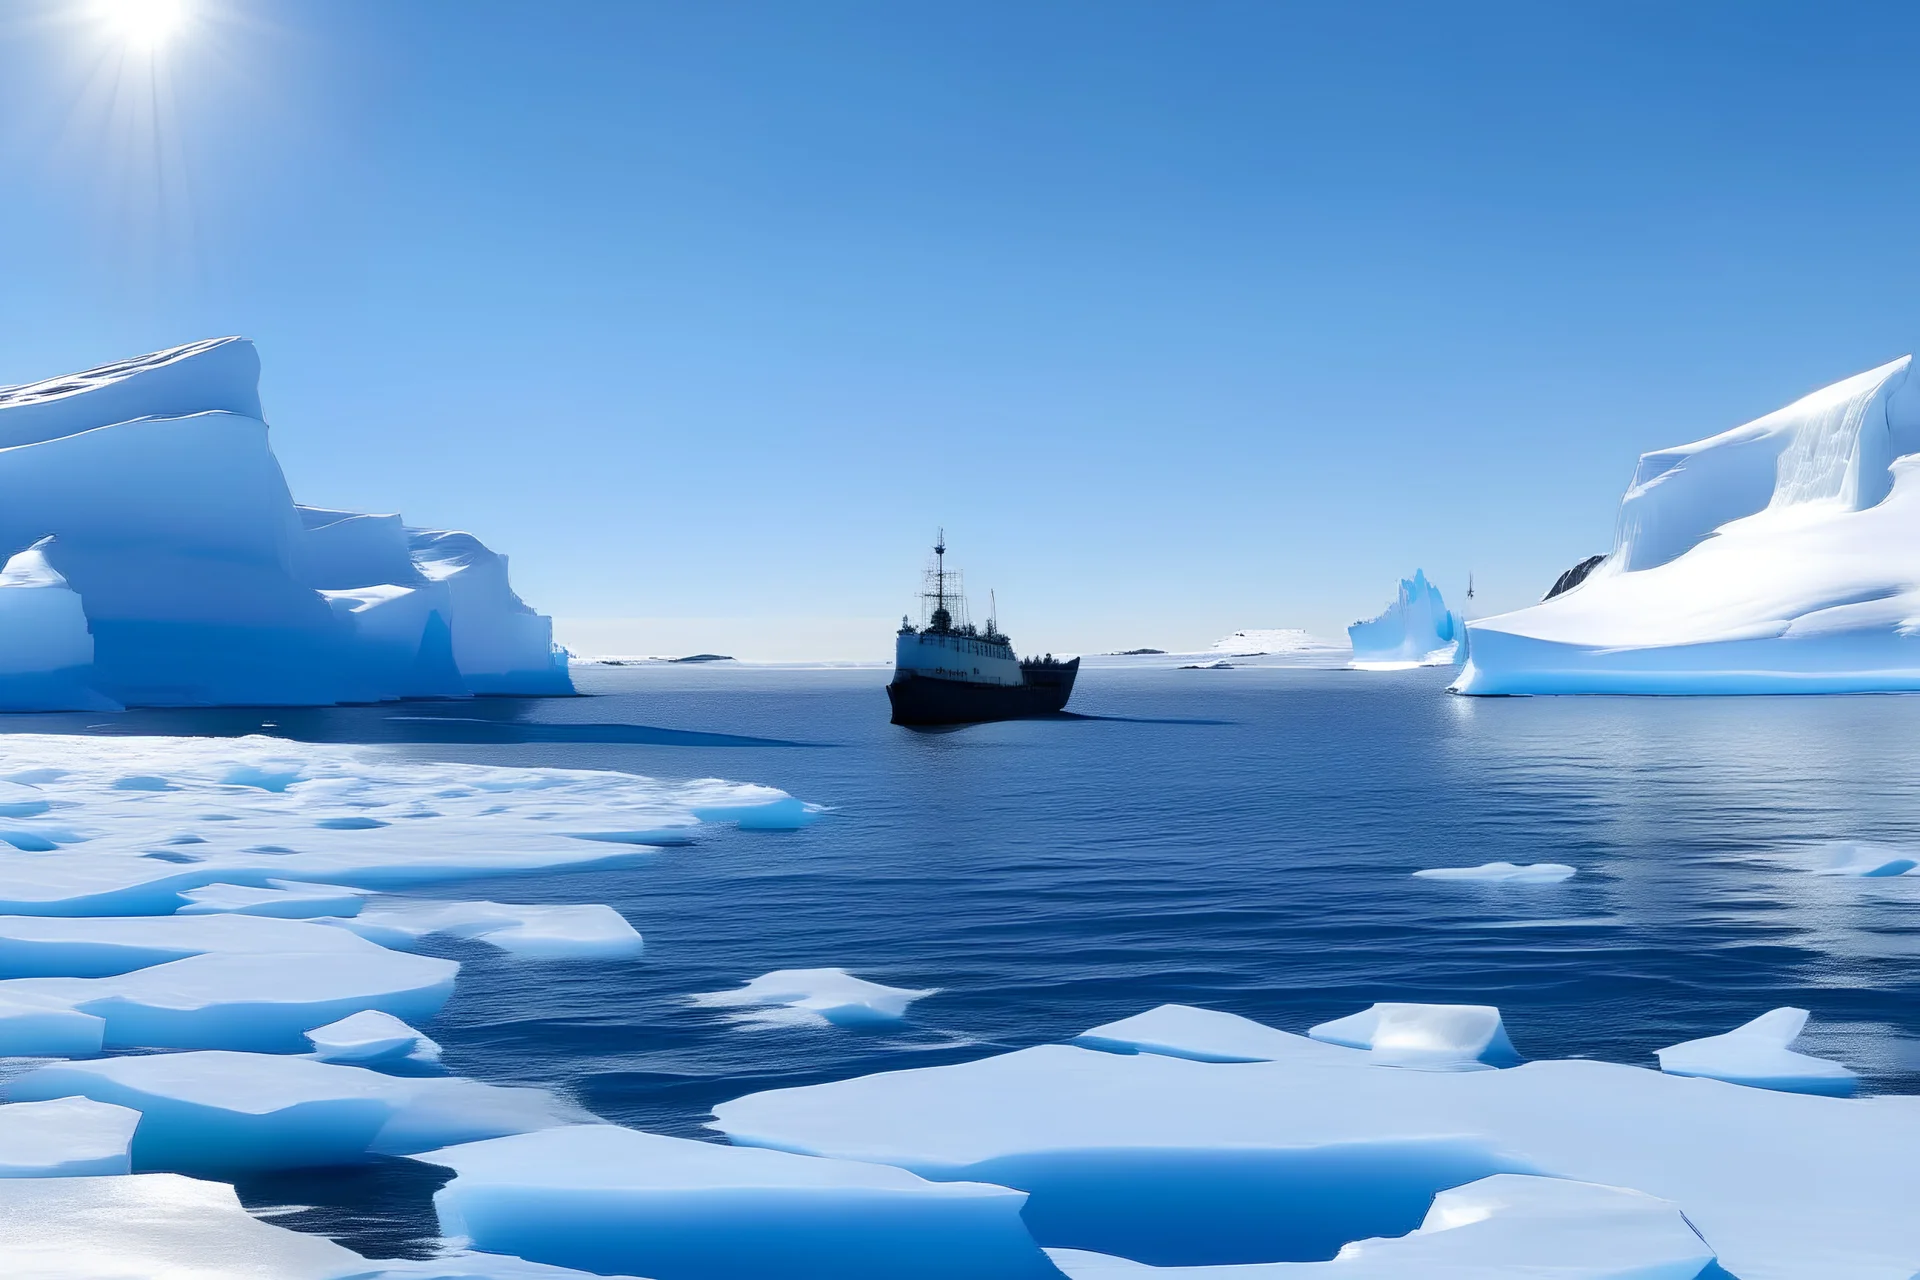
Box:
(0, 1172), (373, 1277)
(1656, 1008), (1857, 1096)
(690, 967), (936, 1028)
(0, 1097), (140, 1175)
(1812, 842), (1919, 877)
(0, 991), (105, 1057)
(5, 1050), (582, 1174)
(1413, 862), (1576, 883)
(178, 880), (368, 918)
(1045, 1174), (1717, 1278)
(306, 1009), (441, 1065)
(411, 1124), (1056, 1279)
(1076, 1005), (1361, 1064)
(330, 901), (643, 959)
(1309, 1004), (1521, 1069)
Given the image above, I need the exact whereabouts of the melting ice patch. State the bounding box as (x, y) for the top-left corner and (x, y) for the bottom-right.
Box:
(411, 1124), (1055, 1280)
(1412, 862), (1576, 883)
(1811, 841), (1920, 877)
(691, 967), (936, 1028)
(1656, 1007), (1857, 1097)
(1045, 1174), (1716, 1279)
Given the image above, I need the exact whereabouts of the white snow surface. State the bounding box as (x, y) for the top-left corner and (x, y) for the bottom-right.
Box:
(712, 1008), (1920, 1280)
(411, 1124), (1057, 1280)
(178, 880), (369, 918)
(306, 1009), (442, 1065)
(1043, 1174), (1715, 1279)
(1455, 355), (1920, 693)
(1307, 1003), (1520, 1069)
(1208, 630), (1329, 655)
(0, 1096), (139, 1176)
(690, 967), (936, 1028)
(1075, 1005), (1362, 1065)
(331, 900), (643, 959)
(1412, 861), (1577, 883)
(0, 337), (571, 708)
(1655, 1007), (1857, 1097)
(5, 1050), (589, 1175)
(1348, 571), (1460, 668)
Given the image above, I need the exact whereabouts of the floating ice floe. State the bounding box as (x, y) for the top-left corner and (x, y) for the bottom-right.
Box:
(0, 337), (571, 709)
(690, 967), (936, 1028)
(178, 880), (368, 918)
(1655, 1008), (1857, 1097)
(1044, 1174), (1716, 1279)
(1308, 1003), (1521, 1069)
(412, 1124), (1056, 1280)
(1811, 841), (1920, 877)
(0, 735), (815, 917)
(712, 1010), (1920, 1279)
(0, 1097), (139, 1175)
(305, 1009), (442, 1066)
(0, 914), (456, 1052)
(1076, 1005), (1358, 1065)
(1349, 571), (1460, 669)
(1452, 355), (1920, 695)
(331, 900), (643, 959)
(0, 991), (105, 1056)
(1412, 862), (1576, 883)
(6, 1050), (586, 1174)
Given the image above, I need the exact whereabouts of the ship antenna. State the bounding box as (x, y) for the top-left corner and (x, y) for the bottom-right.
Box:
(935, 529), (946, 629)
(989, 588), (997, 636)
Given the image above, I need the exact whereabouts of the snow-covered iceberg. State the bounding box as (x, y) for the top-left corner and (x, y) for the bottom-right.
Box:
(0, 337), (570, 708)
(1655, 1008), (1857, 1097)
(1348, 571), (1460, 669)
(1308, 1003), (1521, 1069)
(1455, 355), (1920, 694)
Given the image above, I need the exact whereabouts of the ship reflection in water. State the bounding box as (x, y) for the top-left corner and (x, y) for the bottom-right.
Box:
(887, 533), (1078, 726)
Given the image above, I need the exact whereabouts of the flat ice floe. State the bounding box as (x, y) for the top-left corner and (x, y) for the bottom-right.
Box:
(179, 880), (369, 917)
(0, 734), (814, 916)
(712, 1007), (1920, 1279)
(1076, 1005), (1361, 1065)
(332, 900), (644, 959)
(1812, 841), (1920, 877)
(411, 1124), (1056, 1279)
(1453, 355), (1920, 695)
(1044, 1174), (1715, 1278)
(1307, 1003), (1520, 1069)
(0, 1096), (139, 1175)
(6, 1050), (587, 1174)
(1411, 862), (1576, 883)
(690, 967), (936, 1028)
(1656, 1007), (1857, 1097)
(306, 1009), (442, 1065)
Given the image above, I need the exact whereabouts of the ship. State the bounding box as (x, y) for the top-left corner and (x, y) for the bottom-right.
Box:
(887, 533), (1079, 726)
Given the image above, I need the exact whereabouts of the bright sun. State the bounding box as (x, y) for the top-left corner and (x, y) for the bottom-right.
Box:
(98, 0), (190, 50)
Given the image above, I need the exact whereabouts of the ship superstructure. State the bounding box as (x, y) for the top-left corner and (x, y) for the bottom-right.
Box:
(887, 533), (1078, 725)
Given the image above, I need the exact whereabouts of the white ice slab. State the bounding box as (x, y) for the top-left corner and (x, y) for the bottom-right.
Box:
(0, 991), (104, 1056)
(1811, 842), (1920, 877)
(1075, 1005), (1362, 1065)
(332, 901), (643, 959)
(0, 1172), (374, 1277)
(1656, 1008), (1857, 1097)
(1044, 1174), (1716, 1278)
(306, 1009), (441, 1065)
(1412, 862), (1576, 883)
(713, 1033), (1920, 1279)
(0, 1097), (139, 1175)
(690, 967), (936, 1028)
(1308, 1004), (1520, 1069)
(411, 1124), (1056, 1279)
(178, 881), (368, 918)
(370, 1255), (653, 1280)
(5, 1050), (584, 1174)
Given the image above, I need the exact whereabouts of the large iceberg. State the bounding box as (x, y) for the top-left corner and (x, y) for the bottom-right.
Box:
(0, 338), (570, 708)
(1455, 355), (1920, 693)
(1348, 571), (1460, 669)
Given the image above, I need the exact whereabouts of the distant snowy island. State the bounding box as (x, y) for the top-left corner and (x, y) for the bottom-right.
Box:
(0, 338), (568, 710)
(1458, 355), (1920, 694)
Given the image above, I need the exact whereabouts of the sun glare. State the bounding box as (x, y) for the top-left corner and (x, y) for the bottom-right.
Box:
(97, 0), (190, 50)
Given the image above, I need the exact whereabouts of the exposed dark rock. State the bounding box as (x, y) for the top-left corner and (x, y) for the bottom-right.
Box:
(1115, 648), (1165, 655)
(1544, 554), (1606, 601)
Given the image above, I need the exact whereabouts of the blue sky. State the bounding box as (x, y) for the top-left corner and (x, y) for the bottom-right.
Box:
(3, 1), (1918, 658)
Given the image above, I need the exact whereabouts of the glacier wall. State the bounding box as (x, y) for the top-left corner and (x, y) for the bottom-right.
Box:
(1455, 355), (1920, 694)
(1349, 570), (1460, 669)
(0, 338), (570, 708)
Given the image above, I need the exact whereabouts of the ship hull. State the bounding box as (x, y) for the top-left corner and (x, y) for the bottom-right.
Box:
(887, 659), (1079, 726)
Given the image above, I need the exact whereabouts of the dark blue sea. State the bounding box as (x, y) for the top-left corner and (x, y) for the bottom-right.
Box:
(21, 663), (1920, 1256)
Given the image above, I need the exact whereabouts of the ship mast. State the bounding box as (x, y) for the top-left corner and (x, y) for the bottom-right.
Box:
(928, 529), (952, 632)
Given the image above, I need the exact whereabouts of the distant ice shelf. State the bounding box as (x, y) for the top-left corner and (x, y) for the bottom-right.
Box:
(1455, 355), (1920, 694)
(0, 337), (570, 709)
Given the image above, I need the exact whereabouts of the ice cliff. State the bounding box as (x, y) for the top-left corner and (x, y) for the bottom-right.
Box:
(1456, 355), (1920, 694)
(0, 338), (569, 708)
(1349, 570), (1460, 668)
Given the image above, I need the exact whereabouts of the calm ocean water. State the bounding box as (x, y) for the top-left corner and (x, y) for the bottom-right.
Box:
(20, 663), (1920, 1255)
